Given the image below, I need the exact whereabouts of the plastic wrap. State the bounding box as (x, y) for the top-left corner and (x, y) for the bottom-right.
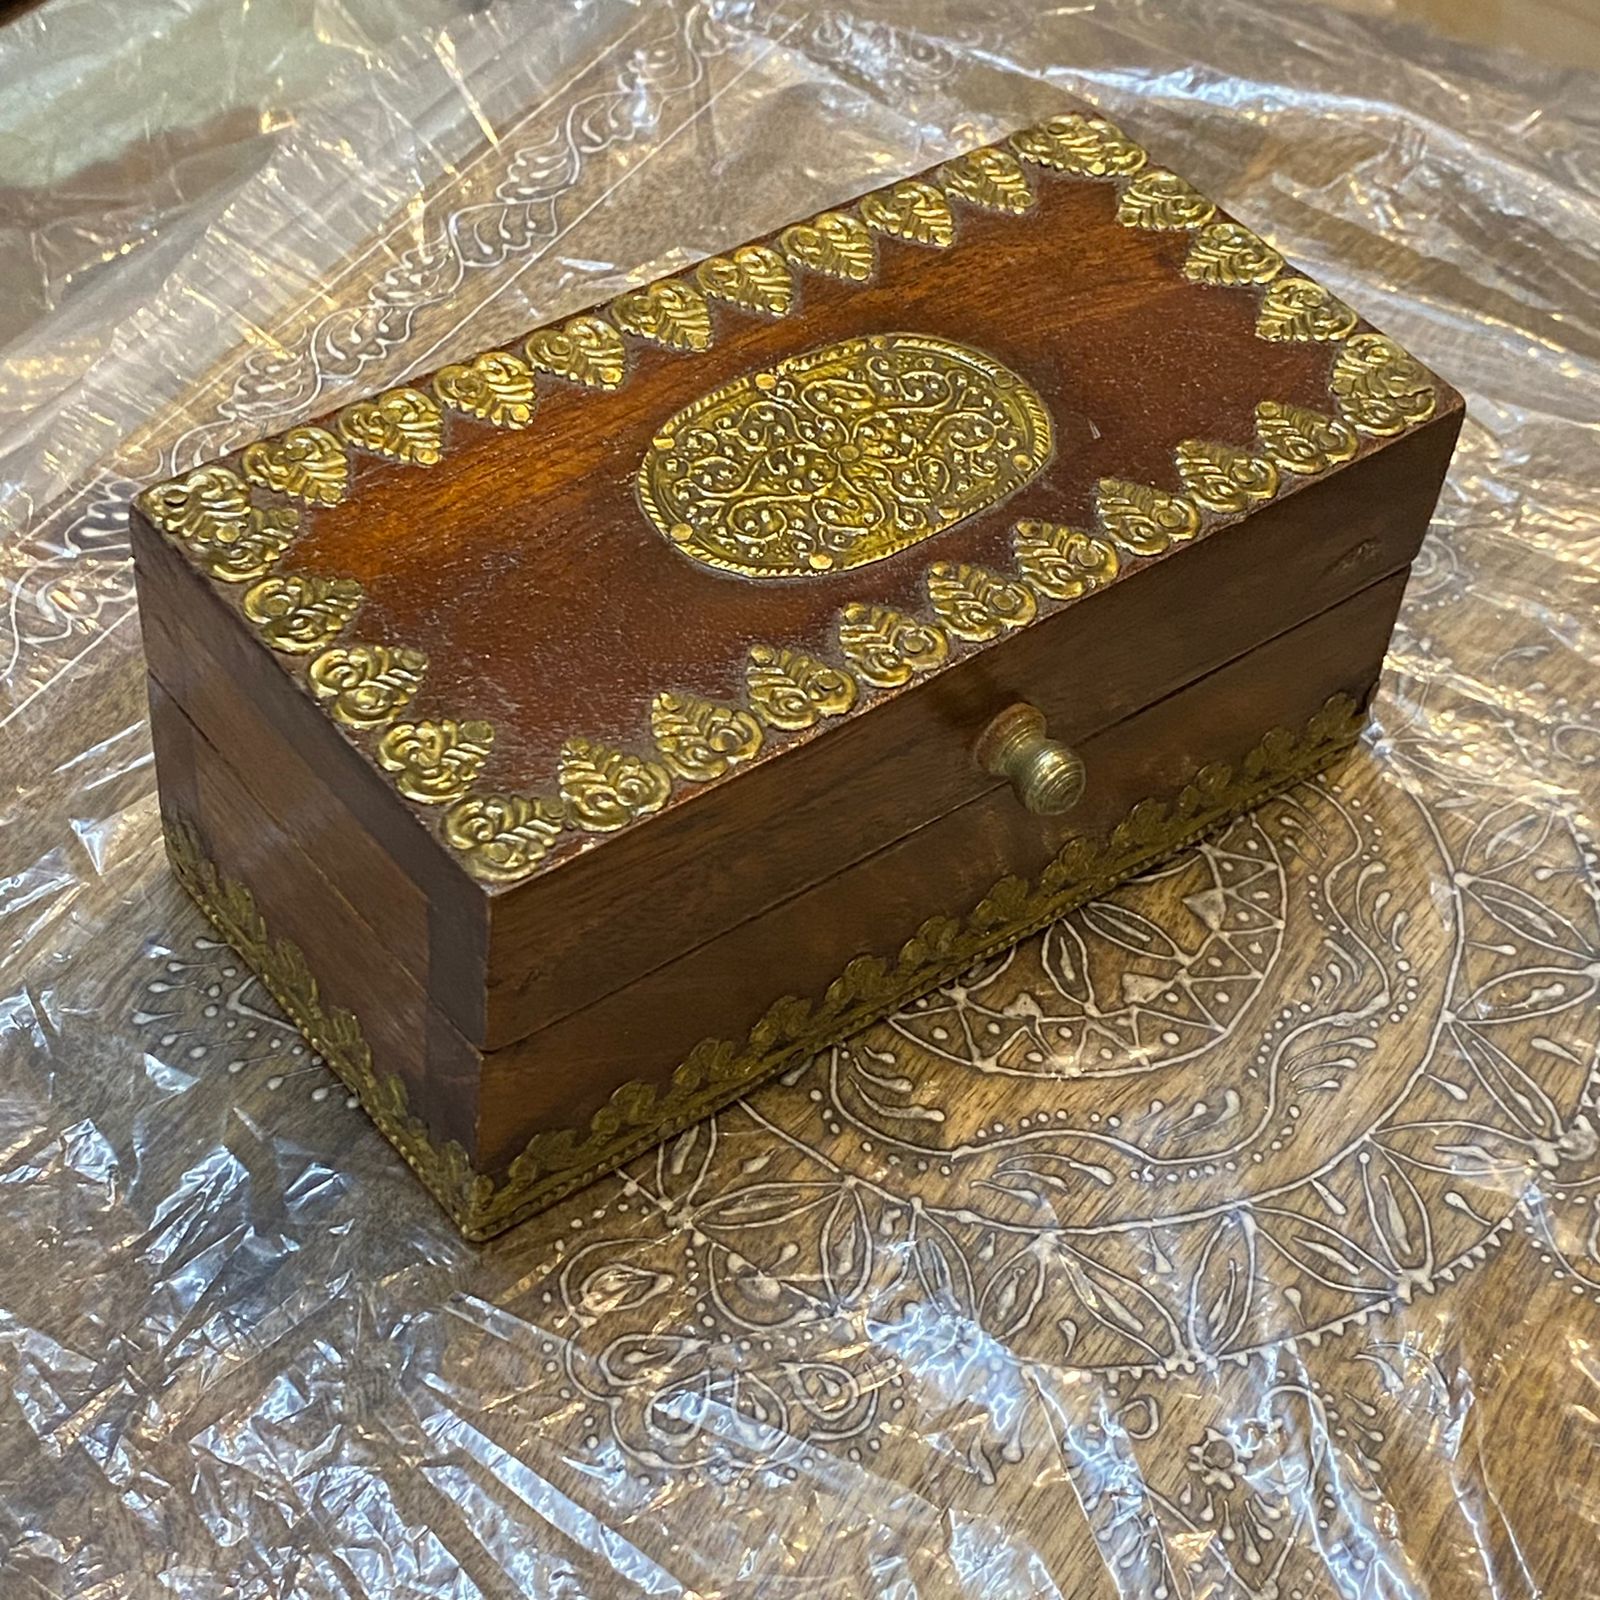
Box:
(2, 0), (1598, 1592)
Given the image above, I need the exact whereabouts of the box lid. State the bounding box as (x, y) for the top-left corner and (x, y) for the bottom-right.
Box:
(132, 107), (1460, 1051)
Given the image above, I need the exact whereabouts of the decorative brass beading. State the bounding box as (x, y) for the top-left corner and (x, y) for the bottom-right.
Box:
(1256, 277), (1359, 343)
(637, 333), (1052, 579)
(307, 643), (427, 728)
(337, 386), (444, 466)
(1096, 477), (1203, 557)
(441, 792), (565, 882)
(138, 466), (299, 582)
(1116, 168), (1217, 231)
(558, 737), (674, 832)
(1011, 522), (1121, 599)
(525, 316), (627, 390)
(746, 644), (859, 731)
(859, 181), (956, 247)
(695, 247), (795, 317)
(926, 561), (1037, 642)
(433, 351), (538, 429)
(650, 691), (764, 782)
(779, 211), (875, 282)
(612, 280), (714, 352)
(1174, 440), (1280, 513)
(836, 603), (950, 688)
(1010, 114), (1147, 177)
(241, 425), (348, 506)
(376, 719), (495, 804)
(1183, 221), (1285, 286)
(1332, 333), (1438, 435)
(940, 147), (1035, 212)
(162, 694), (1367, 1239)
(242, 573), (364, 653)
(1255, 400), (1359, 475)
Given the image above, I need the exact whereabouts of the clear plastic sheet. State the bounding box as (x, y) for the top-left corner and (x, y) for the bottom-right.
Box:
(2, 0), (1598, 1592)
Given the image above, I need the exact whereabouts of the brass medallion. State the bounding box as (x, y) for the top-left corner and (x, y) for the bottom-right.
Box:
(637, 333), (1052, 579)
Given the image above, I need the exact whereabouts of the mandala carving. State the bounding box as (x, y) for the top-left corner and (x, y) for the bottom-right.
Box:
(637, 333), (1052, 579)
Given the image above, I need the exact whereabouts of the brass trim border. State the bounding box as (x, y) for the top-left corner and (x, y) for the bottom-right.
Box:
(164, 693), (1366, 1241)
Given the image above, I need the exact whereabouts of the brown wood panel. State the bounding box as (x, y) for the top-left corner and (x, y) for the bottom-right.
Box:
(132, 516), (488, 1025)
(275, 172), (1348, 775)
(149, 677), (485, 1157)
(468, 569), (1408, 1174)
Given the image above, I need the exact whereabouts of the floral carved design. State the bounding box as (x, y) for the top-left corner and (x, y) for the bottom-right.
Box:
(779, 211), (875, 282)
(442, 793), (565, 883)
(376, 718), (494, 804)
(1010, 114), (1147, 177)
(525, 315), (627, 390)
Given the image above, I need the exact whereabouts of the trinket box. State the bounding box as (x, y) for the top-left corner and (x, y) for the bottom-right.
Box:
(131, 105), (1462, 1238)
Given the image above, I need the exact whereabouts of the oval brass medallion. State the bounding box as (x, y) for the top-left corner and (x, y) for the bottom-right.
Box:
(637, 333), (1053, 579)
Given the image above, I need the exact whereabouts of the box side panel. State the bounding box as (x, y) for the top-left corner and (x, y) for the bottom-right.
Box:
(149, 677), (484, 1159)
(154, 567), (1405, 1236)
(466, 567), (1409, 1220)
(133, 514), (489, 1033)
(481, 408), (1459, 1047)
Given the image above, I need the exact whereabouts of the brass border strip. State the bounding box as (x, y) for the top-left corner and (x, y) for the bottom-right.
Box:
(165, 693), (1365, 1240)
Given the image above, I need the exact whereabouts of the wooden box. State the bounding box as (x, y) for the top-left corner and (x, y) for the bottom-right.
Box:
(131, 107), (1462, 1238)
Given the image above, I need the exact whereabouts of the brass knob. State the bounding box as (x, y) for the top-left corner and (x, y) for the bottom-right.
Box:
(975, 703), (1085, 815)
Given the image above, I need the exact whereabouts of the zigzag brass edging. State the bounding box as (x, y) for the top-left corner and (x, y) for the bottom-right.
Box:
(163, 693), (1366, 1241)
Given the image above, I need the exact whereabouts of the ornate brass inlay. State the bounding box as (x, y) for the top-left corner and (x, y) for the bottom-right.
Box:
(612, 280), (713, 352)
(836, 603), (949, 688)
(1096, 477), (1203, 557)
(1255, 400), (1359, 475)
(746, 644), (858, 730)
(650, 691), (764, 782)
(442, 793), (565, 883)
(558, 737), (673, 832)
(163, 695), (1366, 1238)
(525, 315), (627, 390)
(1332, 333), (1438, 435)
(695, 246), (795, 317)
(1116, 168), (1217, 231)
(1010, 114), (1147, 177)
(1175, 440), (1280, 513)
(939, 147), (1034, 212)
(779, 211), (875, 283)
(432, 351), (537, 429)
(139, 466), (300, 582)
(1256, 277), (1359, 343)
(1183, 221), (1285, 286)
(240, 425), (348, 506)
(376, 719), (494, 804)
(1011, 521), (1121, 599)
(337, 387), (444, 466)
(242, 573), (364, 653)
(860, 181), (955, 247)
(637, 333), (1052, 580)
(307, 643), (427, 728)
(927, 561), (1037, 642)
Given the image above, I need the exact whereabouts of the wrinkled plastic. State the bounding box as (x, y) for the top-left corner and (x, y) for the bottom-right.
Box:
(3, 0), (1598, 1593)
